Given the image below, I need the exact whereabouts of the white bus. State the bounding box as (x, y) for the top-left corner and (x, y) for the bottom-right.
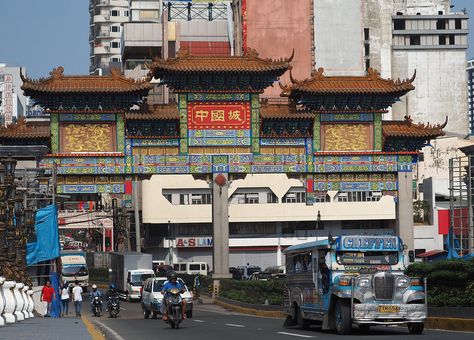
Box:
(173, 262), (208, 276)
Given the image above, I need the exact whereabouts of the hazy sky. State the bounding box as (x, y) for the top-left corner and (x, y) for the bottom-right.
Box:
(0, 0), (473, 78)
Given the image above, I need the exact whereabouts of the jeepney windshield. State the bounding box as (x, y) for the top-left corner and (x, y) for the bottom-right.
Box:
(336, 251), (398, 265)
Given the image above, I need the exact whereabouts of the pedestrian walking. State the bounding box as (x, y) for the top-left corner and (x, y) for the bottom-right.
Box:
(60, 284), (70, 316)
(72, 280), (83, 317)
(40, 280), (56, 317)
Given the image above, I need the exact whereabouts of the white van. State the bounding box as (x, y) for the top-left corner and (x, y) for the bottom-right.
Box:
(126, 269), (155, 301)
(173, 262), (208, 276)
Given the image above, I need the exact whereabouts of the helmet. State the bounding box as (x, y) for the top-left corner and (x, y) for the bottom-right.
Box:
(168, 272), (177, 280)
(110, 284), (115, 290)
(92, 284), (97, 290)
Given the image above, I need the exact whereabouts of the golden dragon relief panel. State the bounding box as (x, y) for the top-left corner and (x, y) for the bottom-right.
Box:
(323, 124), (371, 151)
(61, 124), (115, 153)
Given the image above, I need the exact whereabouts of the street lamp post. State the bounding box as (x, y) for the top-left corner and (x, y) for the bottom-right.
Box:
(168, 220), (174, 266)
(316, 210), (321, 241)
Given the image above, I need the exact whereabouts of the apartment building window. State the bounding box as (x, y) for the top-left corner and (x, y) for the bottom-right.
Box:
(245, 193), (259, 204)
(111, 10), (119, 16)
(164, 194), (172, 203)
(456, 19), (462, 30)
(337, 191), (382, 202)
(282, 191), (306, 203)
(449, 34), (455, 45)
(439, 35), (447, 45)
(267, 192), (278, 203)
(124, 10), (129, 17)
(393, 19), (405, 30)
(111, 57), (120, 62)
(409, 35), (421, 46)
(111, 42), (120, 48)
(111, 26), (120, 33)
(436, 19), (447, 30)
(364, 28), (370, 41)
(365, 59), (370, 70)
(314, 192), (329, 203)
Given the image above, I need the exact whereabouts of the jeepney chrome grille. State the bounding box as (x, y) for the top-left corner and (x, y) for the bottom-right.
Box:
(374, 272), (394, 300)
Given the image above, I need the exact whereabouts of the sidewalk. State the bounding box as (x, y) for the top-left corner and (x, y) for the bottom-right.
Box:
(0, 316), (93, 340)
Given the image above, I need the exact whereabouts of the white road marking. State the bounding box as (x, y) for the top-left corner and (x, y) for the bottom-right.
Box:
(277, 332), (315, 338)
(194, 319), (205, 323)
(120, 307), (127, 310)
(94, 320), (127, 340)
(225, 323), (246, 328)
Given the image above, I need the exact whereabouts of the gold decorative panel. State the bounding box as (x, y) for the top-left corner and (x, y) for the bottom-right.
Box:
(322, 123), (372, 151)
(61, 123), (116, 153)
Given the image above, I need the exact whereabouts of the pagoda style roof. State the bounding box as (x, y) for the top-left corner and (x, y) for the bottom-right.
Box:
(382, 115), (447, 139)
(281, 67), (416, 110)
(259, 103), (314, 120)
(125, 104), (179, 121)
(21, 67), (152, 94)
(147, 48), (293, 93)
(0, 118), (50, 140)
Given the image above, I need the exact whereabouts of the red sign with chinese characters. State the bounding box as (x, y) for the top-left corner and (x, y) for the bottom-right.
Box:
(187, 102), (250, 130)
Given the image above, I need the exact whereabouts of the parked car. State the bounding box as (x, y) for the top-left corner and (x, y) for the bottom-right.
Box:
(249, 266), (286, 281)
(141, 277), (193, 319)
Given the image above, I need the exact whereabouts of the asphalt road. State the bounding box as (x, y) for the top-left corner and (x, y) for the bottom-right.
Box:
(85, 300), (474, 340)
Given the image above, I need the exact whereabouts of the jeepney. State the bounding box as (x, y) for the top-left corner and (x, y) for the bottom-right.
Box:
(283, 235), (427, 335)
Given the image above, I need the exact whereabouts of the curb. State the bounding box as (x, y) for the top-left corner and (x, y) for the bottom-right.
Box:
(425, 317), (474, 332)
(213, 298), (285, 318)
(214, 298), (474, 332)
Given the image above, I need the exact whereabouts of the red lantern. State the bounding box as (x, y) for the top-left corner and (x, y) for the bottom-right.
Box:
(214, 173), (227, 187)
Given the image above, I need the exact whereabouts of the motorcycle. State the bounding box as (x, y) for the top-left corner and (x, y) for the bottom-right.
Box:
(92, 296), (102, 317)
(108, 296), (120, 318)
(164, 288), (183, 329)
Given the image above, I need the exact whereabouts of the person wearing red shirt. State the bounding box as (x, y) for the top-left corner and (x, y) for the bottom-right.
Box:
(40, 280), (56, 317)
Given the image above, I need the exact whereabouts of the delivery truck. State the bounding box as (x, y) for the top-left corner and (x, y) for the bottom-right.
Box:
(60, 250), (89, 292)
(110, 252), (154, 301)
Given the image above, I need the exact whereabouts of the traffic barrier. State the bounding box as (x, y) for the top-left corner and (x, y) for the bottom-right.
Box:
(21, 286), (29, 319)
(26, 289), (34, 318)
(14, 282), (25, 321)
(0, 277), (5, 326)
(2, 280), (16, 324)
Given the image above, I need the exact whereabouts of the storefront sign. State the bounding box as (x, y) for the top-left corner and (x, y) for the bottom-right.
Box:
(187, 102), (250, 130)
(1, 74), (13, 126)
(176, 237), (213, 248)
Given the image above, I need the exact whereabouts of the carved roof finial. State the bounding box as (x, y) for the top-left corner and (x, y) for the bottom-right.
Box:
(50, 66), (64, 79)
(110, 67), (122, 79)
(176, 48), (190, 59)
(244, 47), (259, 60)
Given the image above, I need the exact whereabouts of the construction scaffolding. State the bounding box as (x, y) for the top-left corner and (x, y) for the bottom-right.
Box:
(448, 156), (474, 256)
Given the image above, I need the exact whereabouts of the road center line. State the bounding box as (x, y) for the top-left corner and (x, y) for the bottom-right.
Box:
(277, 331), (315, 338)
(225, 323), (246, 328)
(194, 319), (206, 323)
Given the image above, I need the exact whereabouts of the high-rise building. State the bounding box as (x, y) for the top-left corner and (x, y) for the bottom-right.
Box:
(363, 0), (468, 135)
(89, 0), (130, 75)
(467, 59), (474, 135)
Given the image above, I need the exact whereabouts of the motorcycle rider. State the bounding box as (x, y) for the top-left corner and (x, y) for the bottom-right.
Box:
(105, 284), (119, 312)
(89, 284), (103, 314)
(160, 272), (187, 321)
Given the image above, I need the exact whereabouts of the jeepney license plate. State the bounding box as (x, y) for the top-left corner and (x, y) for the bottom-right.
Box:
(378, 305), (400, 313)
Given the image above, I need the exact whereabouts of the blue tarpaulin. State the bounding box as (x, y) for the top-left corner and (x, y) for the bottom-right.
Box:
(26, 204), (60, 265)
(50, 272), (61, 318)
